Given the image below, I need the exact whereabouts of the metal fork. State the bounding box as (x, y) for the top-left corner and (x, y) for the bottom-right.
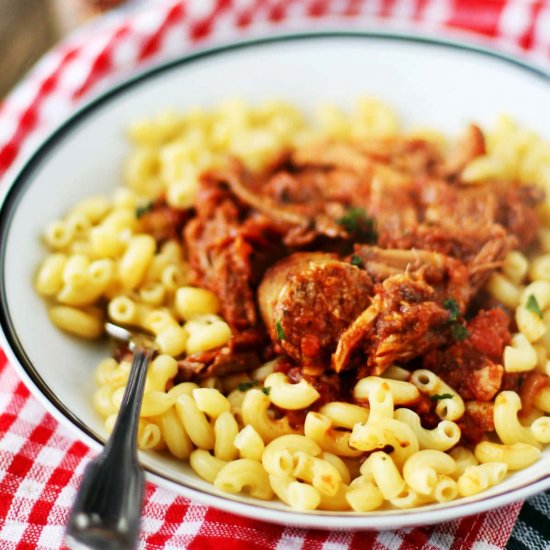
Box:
(65, 323), (157, 550)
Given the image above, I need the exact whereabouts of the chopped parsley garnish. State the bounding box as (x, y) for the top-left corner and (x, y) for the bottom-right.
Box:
(276, 321), (286, 341)
(450, 323), (470, 341)
(526, 294), (543, 319)
(237, 382), (256, 392)
(443, 298), (460, 322)
(338, 207), (368, 232)
(337, 207), (377, 243)
(443, 297), (468, 340)
(351, 255), (364, 268)
(238, 382), (270, 394)
(430, 393), (454, 401)
(136, 201), (154, 218)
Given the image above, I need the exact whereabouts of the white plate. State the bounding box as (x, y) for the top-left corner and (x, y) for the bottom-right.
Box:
(1, 30), (550, 530)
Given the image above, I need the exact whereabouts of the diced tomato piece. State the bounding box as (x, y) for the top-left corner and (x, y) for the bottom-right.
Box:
(468, 308), (510, 360)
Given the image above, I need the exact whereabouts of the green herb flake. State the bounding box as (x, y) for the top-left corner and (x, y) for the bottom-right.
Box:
(351, 255), (364, 268)
(262, 386), (271, 396)
(136, 201), (154, 218)
(429, 393), (454, 401)
(338, 207), (366, 232)
(526, 294), (543, 319)
(443, 298), (460, 322)
(237, 382), (256, 392)
(337, 207), (377, 243)
(276, 321), (286, 341)
(450, 323), (470, 341)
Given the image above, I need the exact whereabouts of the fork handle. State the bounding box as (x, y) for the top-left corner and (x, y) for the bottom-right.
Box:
(65, 343), (154, 550)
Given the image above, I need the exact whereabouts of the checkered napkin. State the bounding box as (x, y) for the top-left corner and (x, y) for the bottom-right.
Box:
(1, 1), (549, 548)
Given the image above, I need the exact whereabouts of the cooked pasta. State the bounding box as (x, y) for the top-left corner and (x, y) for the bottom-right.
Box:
(36, 98), (550, 512)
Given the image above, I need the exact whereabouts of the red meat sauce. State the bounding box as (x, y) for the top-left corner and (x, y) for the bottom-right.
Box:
(423, 308), (512, 403)
(137, 198), (190, 242)
(120, 128), (550, 445)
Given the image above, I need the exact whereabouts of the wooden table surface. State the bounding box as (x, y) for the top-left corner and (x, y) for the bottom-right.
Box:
(0, 0), (59, 98)
(0, 0), (126, 99)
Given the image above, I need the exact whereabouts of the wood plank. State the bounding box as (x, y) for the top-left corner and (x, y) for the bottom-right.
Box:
(0, 0), (59, 98)
(0, 0), (132, 99)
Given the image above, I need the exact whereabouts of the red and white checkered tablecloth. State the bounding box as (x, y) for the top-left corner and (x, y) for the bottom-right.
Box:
(1, 1), (550, 548)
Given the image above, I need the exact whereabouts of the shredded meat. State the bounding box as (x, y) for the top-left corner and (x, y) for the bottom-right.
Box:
(178, 349), (261, 380)
(442, 123), (486, 177)
(465, 401), (495, 433)
(177, 329), (266, 380)
(498, 186), (544, 245)
(333, 273), (450, 375)
(259, 253), (372, 368)
(137, 200), (189, 242)
(184, 173), (285, 330)
(137, 124), (544, 403)
(350, 246), (471, 307)
(458, 411), (490, 446)
(423, 308), (511, 401)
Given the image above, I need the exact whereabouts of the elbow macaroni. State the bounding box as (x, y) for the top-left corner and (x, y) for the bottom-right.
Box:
(410, 370), (465, 421)
(494, 391), (542, 448)
(354, 376), (420, 405)
(402, 450), (456, 496)
(474, 441), (541, 470)
(350, 418), (419, 468)
(363, 452), (405, 500)
(457, 463), (508, 497)
(264, 372), (320, 410)
(394, 408), (461, 451)
(345, 475), (384, 512)
(242, 389), (301, 443)
(269, 475), (321, 511)
(214, 459), (273, 500)
(42, 102), (550, 514)
(304, 412), (362, 457)
(318, 402), (369, 430)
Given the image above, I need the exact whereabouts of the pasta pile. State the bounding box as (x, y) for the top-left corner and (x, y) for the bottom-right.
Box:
(35, 98), (550, 512)
(475, 118), (550, 379)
